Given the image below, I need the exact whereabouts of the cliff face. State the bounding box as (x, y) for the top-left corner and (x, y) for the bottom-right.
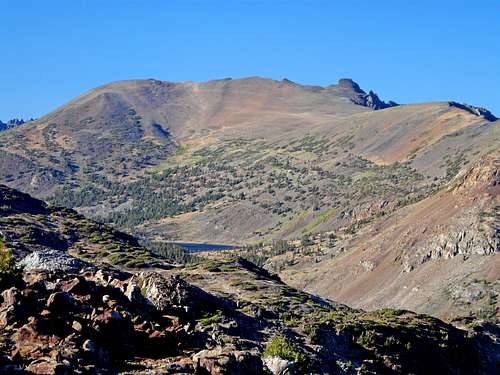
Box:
(403, 154), (499, 271)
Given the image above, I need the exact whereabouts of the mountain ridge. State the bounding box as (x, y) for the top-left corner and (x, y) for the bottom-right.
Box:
(0, 76), (497, 243)
(0, 76), (498, 325)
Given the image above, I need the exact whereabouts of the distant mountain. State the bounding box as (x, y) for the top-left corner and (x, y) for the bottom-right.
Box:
(0, 118), (32, 131)
(0, 76), (498, 323)
(0, 77), (496, 246)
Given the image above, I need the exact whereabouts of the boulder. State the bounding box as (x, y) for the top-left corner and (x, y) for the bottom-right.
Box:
(131, 272), (223, 314)
(193, 348), (263, 375)
(13, 319), (57, 359)
(46, 292), (73, 313)
(18, 250), (94, 273)
(82, 339), (109, 366)
(57, 277), (92, 295)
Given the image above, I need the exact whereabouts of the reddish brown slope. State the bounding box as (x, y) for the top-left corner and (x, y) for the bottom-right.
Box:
(284, 152), (499, 319)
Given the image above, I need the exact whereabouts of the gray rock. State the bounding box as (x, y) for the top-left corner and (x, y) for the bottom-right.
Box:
(131, 271), (219, 312)
(17, 250), (94, 273)
(124, 283), (144, 304)
(449, 102), (497, 122)
(264, 356), (295, 375)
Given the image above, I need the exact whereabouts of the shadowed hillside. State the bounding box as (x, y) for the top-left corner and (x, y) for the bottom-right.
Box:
(0, 185), (499, 374)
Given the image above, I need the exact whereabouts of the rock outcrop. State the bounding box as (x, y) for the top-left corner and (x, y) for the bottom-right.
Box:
(335, 78), (399, 110)
(0, 267), (184, 373)
(129, 271), (226, 313)
(402, 154), (500, 270)
(449, 102), (498, 122)
(0, 118), (29, 132)
(277, 153), (500, 320)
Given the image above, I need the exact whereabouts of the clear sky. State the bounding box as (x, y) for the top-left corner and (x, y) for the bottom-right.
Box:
(1, 0), (499, 120)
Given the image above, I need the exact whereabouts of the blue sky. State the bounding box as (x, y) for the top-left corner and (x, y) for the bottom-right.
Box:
(1, 0), (499, 120)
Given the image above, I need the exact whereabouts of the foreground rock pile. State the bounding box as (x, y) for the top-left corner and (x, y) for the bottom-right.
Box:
(0, 269), (191, 373)
(0, 256), (268, 374)
(1, 251), (499, 374)
(1, 250), (287, 374)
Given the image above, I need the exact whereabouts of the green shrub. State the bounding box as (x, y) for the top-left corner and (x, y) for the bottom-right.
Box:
(196, 310), (223, 327)
(0, 239), (14, 272)
(357, 330), (377, 348)
(263, 336), (305, 363)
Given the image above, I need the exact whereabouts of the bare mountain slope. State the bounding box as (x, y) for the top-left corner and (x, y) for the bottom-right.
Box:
(279, 152), (499, 320)
(0, 77), (497, 244)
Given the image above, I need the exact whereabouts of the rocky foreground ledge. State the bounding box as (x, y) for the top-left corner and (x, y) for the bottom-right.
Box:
(0, 251), (499, 374)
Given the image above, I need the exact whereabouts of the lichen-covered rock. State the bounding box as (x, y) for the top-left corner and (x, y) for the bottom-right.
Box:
(18, 250), (94, 273)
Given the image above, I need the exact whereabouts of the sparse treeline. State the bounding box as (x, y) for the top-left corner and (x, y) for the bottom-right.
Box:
(49, 137), (438, 241)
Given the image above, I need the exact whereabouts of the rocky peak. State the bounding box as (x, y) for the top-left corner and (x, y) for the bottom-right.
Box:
(0, 118), (32, 131)
(364, 90), (399, 110)
(449, 102), (498, 122)
(281, 78), (297, 85)
(334, 78), (399, 110)
(337, 78), (364, 93)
